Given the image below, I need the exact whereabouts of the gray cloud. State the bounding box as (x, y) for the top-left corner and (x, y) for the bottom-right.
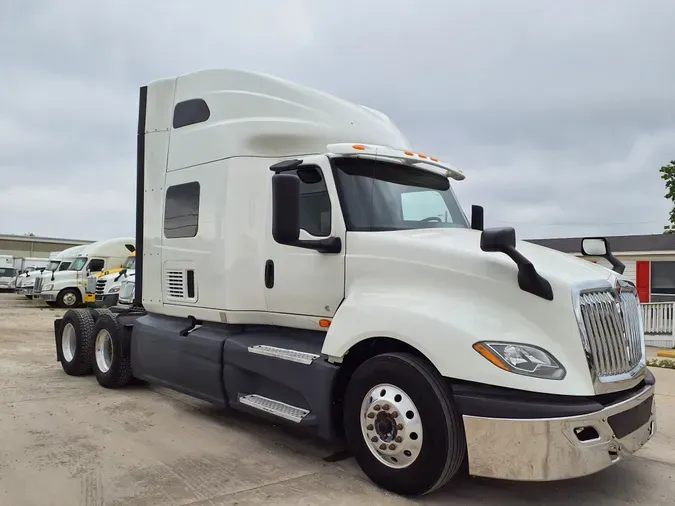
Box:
(1, 0), (674, 241)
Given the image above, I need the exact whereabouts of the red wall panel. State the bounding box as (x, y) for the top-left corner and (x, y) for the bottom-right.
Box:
(635, 261), (650, 303)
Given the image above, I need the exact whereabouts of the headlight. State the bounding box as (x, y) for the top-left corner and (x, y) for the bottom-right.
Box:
(473, 341), (566, 380)
(109, 286), (121, 294)
(44, 283), (54, 291)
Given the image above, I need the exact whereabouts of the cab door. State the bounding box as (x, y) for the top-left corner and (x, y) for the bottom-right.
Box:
(264, 157), (346, 318)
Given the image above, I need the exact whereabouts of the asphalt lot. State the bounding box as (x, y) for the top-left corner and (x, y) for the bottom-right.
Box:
(1, 292), (674, 505)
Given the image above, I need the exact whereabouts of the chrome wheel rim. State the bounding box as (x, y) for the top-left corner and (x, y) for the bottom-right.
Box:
(62, 323), (77, 362)
(95, 329), (113, 373)
(62, 292), (77, 306)
(360, 383), (424, 469)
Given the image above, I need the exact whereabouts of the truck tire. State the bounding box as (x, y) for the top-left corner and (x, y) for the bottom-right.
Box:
(56, 309), (96, 376)
(343, 352), (466, 496)
(91, 313), (133, 389)
(24, 295), (33, 300)
(57, 288), (81, 309)
(90, 308), (113, 323)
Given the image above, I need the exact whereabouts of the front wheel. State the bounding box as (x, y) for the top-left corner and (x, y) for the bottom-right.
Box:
(343, 353), (466, 496)
(57, 288), (81, 309)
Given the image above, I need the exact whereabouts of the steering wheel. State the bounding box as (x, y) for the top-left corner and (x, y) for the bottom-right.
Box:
(420, 216), (443, 223)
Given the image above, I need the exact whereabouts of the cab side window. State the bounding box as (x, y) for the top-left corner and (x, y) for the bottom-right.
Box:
(291, 167), (332, 237)
(88, 259), (105, 272)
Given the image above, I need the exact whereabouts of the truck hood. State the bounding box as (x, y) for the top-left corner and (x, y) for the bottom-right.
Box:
(99, 269), (135, 283)
(347, 228), (616, 293)
(50, 270), (79, 282)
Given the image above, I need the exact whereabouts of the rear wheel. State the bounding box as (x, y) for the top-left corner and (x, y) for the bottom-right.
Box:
(56, 309), (95, 376)
(343, 352), (466, 496)
(57, 288), (81, 309)
(92, 313), (133, 389)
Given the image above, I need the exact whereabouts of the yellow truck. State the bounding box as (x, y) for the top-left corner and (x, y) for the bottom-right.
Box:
(84, 249), (135, 305)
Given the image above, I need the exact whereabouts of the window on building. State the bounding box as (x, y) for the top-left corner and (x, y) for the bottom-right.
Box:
(291, 166), (332, 237)
(164, 182), (201, 239)
(650, 261), (675, 302)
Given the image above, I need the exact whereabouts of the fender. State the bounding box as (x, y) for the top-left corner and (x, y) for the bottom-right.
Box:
(321, 284), (596, 396)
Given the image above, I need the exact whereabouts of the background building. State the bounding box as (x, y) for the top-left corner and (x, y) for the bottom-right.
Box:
(0, 234), (94, 260)
(528, 234), (675, 303)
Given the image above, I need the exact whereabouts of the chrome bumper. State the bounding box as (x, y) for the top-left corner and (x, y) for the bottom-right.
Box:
(38, 292), (57, 302)
(463, 382), (656, 481)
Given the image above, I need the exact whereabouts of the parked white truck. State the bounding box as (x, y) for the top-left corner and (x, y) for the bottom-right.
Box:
(17, 246), (87, 299)
(53, 69), (655, 496)
(35, 238), (134, 308)
(0, 255), (16, 292)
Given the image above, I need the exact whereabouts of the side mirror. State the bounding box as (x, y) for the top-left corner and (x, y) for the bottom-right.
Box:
(272, 173), (301, 245)
(480, 227), (516, 252)
(581, 237), (607, 256)
(471, 205), (484, 231)
(580, 236), (625, 275)
(481, 226), (553, 301)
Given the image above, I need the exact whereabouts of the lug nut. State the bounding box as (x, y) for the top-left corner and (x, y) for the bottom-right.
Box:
(373, 405), (381, 411)
(379, 444), (387, 450)
(391, 411), (398, 418)
(382, 404), (390, 411)
(366, 424), (374, 431)
(367, 412), (375, 419)
(371, 436), (378, 442)
(395, 436), (403, 443)
(396, 424), (404, 430)
(389, 444), (396, 450)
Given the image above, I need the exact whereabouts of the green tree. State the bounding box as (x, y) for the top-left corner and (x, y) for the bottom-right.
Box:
(660, 160), (675, 234)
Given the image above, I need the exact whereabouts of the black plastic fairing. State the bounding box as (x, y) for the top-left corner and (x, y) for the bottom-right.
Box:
(134, 86), (147, 308)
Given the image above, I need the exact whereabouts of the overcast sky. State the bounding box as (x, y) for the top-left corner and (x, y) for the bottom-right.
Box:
(1, 0), (674, 241)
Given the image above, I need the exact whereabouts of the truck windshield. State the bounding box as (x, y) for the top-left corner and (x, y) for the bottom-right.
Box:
(69, 257), (88, 271)
(45, 261), (60, 271)
(123, 256), (136, 270)
(0, 268), (16, 277)
(330, 157), (469, 231)
(58, 261), (72, 271)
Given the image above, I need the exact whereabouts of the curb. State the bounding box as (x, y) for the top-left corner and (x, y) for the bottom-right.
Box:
(656, 350), (675, 359)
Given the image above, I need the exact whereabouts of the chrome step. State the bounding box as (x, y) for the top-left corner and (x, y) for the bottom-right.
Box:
(247, 344), (320, 365)
(238, 394), (310, 423)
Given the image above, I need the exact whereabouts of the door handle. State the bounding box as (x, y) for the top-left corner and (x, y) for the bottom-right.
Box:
(264, 260), (274, 289)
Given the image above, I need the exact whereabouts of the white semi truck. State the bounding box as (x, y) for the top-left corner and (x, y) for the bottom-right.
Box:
(35, 238), (134, 308)
(0, 255), (16, 292)
(52, 69), (655, 496)
(17, 246), (87, 299)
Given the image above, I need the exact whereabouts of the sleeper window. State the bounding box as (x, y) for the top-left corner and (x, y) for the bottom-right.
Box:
(164, 182), (201, 239)
(292, 167), (332, 237)
(88, 259), (105, 272)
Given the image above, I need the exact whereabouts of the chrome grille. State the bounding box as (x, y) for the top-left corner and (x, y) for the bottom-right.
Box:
(118, 279), (135, 304)
(95, 279), (107, 296)
(86, 276), (97, 294)
(33, 277), (43, 294)
(577, 287), (644, 379)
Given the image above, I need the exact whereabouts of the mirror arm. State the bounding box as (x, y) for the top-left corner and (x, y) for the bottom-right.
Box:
(606, 255), (625, 275)
(501, 246), (554, 301)
(288, 237), (342, 254)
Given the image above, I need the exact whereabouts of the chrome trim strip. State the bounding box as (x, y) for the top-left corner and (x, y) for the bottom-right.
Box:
(247, 344), (319, 365)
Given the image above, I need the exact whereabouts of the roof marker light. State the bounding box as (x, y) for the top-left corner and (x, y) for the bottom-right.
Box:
(327, 143), (466, 181)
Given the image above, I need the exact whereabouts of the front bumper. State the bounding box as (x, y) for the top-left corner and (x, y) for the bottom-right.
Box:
(17, 287), (34, 295)
(85, 293), (95, 304)
(94, 293), (119, 308)
(37, 291), (57, 302)
(460, 378), (656, 481)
